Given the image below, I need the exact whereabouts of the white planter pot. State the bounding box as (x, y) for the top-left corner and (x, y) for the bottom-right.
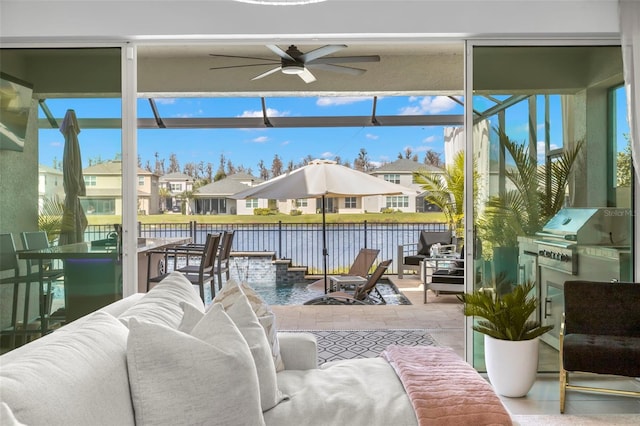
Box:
(484, 335), (539, 397)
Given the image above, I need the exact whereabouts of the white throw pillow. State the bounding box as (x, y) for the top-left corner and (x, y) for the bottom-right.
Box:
(119, 271), (204, 329)
(213, 278), (285, 371)
(126, 306), (265, 426)
(188, 296), (287, 412)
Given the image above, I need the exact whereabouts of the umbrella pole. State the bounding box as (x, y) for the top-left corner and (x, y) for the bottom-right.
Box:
(322, 195), (328, 293)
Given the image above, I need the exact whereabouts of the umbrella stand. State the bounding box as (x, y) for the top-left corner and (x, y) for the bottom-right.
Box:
(322, 195), (328, 293)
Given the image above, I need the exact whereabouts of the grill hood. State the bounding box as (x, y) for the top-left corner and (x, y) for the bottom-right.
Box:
(537, 207), (631, 246)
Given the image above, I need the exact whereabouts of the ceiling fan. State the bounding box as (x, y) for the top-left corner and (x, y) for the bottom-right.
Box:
(209, 44), (380, 83)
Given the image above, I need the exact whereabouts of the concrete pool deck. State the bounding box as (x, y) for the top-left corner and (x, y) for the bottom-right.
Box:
(270, 274), (465, 358)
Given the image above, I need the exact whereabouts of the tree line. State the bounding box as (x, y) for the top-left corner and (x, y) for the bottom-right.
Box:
(138, 147), (443, 185)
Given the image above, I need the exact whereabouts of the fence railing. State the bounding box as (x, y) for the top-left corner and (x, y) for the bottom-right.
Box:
(86, 221), (449, 274)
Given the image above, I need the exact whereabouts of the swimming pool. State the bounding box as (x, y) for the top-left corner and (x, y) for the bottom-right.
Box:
(249, 279), (411, 306)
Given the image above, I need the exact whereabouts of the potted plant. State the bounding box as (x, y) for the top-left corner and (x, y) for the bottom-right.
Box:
(457, 280), (553, 397)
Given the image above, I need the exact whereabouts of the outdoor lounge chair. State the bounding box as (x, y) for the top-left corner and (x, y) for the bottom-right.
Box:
(304, 259), (392, 305)
(307, 248), (380, 292)
(397, 230), (455, 278)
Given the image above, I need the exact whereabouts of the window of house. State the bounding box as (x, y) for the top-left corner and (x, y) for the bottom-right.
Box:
(345, 197), (356, 208)
(386, 196), (408, 208)
(246, 199), (258, 208)
(384, 174), (400, 184)
(295, 199), (308, 207)
(138, 176), (145, 186)
(84, 175), (97, 186)
(170, 183), (182, 192)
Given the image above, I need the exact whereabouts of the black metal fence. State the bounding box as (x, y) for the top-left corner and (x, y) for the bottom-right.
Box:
(86, 221), (449, 274)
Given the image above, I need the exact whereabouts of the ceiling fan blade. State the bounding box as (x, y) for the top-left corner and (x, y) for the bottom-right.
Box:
(307, 63), (367, 76)
(298, 68), (317, 83)
(209, 63), (281, 70)
(298, 44), (347, 63)
(251, 66), (282, 80)
(307, 55), (381, 65)
(266, 45), (294, 61)
(209, 53), (280, 62)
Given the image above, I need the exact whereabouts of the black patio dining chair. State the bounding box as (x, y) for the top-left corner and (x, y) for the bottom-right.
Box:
(20, 231), (66, 322)
(0, 233), (62, 350)
(147, 233), (220, 304)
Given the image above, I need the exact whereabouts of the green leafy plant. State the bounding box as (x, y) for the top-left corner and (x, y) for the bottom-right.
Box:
(478, 131), (583, 250)
(457, 280), (553, 341)
(413, 151), (477, 240)
(38, 196), (65, 244)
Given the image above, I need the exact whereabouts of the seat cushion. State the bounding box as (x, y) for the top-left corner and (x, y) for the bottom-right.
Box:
(563, 333), (640, 377)
(404, 255), (427, 266)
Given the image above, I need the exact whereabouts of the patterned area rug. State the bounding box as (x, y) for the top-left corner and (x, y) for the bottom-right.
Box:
(288, 329), (436, 364)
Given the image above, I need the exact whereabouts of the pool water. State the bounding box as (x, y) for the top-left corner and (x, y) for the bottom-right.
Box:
(250, 279), (411, 306)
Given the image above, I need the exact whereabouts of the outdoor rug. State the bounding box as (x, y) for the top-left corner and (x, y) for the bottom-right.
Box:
(285, 329), (436, 364)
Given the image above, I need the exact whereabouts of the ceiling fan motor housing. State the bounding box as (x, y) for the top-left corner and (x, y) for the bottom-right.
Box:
(281, 45), (305, 74)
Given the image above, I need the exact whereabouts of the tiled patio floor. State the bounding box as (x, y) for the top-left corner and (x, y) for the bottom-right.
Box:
(271, 274), (465, 357)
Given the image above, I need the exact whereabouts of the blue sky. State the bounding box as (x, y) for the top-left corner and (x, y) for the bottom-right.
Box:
(37, 92), (628, 174)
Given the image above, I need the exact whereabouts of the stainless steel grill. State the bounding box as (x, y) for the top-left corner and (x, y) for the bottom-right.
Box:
(534, 208), (631, 276)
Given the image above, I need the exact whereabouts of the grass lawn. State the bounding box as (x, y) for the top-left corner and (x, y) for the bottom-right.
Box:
(87, 211), (447, 225)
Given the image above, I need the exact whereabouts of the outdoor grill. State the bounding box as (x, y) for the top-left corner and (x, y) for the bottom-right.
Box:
(534, 207), (631, 276)
(531, 207), (631, 350)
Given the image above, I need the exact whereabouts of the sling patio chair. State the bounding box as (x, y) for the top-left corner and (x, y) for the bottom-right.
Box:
(147, 233), (221, 304)
(307, 248), (380, 293)
(397, 230), (455, 278)
(304, 259), (392, 305)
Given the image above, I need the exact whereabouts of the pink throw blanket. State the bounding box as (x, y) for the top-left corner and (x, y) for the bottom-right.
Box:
(381, 345), (512, 426)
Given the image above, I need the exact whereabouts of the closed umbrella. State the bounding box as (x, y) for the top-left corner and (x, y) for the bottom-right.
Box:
(232, 159), (418, 292)
(59, 109), (88, 245)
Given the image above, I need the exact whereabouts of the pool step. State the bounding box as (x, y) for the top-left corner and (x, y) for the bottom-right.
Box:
(274, 259), (308, 285)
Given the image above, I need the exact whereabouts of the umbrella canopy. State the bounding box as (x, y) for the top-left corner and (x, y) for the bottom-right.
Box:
(58, 109), (88, 245)
(232, 159), (418, 291)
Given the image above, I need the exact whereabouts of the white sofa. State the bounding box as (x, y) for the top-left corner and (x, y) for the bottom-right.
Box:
(0, 272), (511, 426)
(0, 272), (421, 426)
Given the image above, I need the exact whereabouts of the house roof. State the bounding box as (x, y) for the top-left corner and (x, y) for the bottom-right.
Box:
(371, 159), (443, 174)
(83, 160), (153, 176)
(38, 164), (62, 175)
(159, 172), (194, 182)
(195, 173), (263, 197)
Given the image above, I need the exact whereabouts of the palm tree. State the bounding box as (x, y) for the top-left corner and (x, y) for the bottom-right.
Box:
(478, 130), (583, 249)
(158, 186), (171, 212)
(413, 151), (476, 240)
(38, 196), (64, 244)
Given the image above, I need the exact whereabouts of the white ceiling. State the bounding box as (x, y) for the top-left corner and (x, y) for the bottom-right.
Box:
(137, 42), (465, 96)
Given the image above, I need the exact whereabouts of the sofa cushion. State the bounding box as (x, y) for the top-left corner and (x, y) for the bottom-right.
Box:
(264, 357), (416, 426)
(181, 297), (286, 412)
(126, 306), (265, 426)
(0, 312), (134, 426)
(118, 271), (204, 329)
(213, 278), (284, 372)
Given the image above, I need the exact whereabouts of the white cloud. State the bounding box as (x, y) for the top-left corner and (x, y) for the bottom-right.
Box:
(154, 98), (176, 105)
(239, 108), (289, 118)
(365, 133), (379, 140)
(316, 96), (371, 106)
(399, 96), (458, 115)
(281, 140), (290, 146)
(321, 151), (334, 158)
(423, 135), (438, 143)
(252, 136), (269, 143)
(536, 140), (561, 162)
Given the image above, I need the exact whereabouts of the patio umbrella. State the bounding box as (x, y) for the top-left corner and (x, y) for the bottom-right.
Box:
(58, 109), (88, 245)
(232, 159), (418, 292)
